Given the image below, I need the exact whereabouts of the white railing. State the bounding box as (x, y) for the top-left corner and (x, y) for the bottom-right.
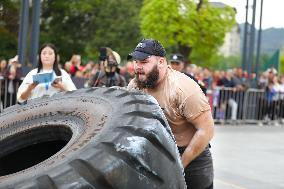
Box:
(2, 79), (284, 125)
(0, 76), (22, 112)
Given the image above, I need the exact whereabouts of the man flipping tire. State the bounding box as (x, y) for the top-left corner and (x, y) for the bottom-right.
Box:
(128, 39), (215, 189)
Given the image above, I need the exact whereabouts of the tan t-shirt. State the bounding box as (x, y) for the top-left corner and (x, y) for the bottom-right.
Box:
(128, 67), (211, 146)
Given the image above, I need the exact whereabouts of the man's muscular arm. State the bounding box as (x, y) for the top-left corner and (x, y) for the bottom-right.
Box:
(181, 110), (214, 168)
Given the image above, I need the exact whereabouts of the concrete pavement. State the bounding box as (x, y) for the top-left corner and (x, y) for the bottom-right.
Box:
(211, 125), (284, 189)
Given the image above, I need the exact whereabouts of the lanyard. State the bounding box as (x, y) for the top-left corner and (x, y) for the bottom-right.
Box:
(45, 82), (49, 91)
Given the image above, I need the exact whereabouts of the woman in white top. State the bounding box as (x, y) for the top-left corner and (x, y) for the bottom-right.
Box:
(17, 43), (76, 103)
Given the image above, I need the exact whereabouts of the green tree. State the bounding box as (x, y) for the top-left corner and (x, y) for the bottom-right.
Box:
(209, 54), (241, 70)
(41, 0), (142, 64)
(280, 46), (284, 75)
(1, 0), (142, 64)
(0, 0), (20, 59)
(40, 0), (101, 63)
(86, 0), (142, 64)
(140, 0), (236, 66)
(280, 55), (284, 75)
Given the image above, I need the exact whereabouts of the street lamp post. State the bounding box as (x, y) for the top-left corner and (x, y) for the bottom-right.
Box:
(17, 0), (29, 66)
(255, 0), (264, 82)
(242, 0), (249, 71)
(247, 0), (257, 76)
(30, 0), (41, 68)
(18, 0), (41, 74)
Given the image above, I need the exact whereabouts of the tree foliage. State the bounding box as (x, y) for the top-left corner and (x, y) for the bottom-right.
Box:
(0, 0), (19, 59)
(1, 0), (237, 69)
(280, 55), (284, 75)
(85, 0), (142, 63)
(40, 0), (101, 63)
(208, 54), (241, 70)
(41, 0), (142, 64)
(140, 0), (236, 66)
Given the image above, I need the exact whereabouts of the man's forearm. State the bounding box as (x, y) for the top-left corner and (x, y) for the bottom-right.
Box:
(181, 128), (213, 167)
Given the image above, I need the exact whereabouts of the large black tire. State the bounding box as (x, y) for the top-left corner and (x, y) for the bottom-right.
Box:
(0, 87), (186, 189)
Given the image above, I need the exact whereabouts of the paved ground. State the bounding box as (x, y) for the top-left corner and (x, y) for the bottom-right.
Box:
(211, 125), (284, 189)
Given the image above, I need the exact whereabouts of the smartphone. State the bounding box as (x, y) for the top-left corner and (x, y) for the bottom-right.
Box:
(53, 76), (62, 84)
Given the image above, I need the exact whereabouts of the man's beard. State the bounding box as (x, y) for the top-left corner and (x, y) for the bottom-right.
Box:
(135, 64), (159, 89)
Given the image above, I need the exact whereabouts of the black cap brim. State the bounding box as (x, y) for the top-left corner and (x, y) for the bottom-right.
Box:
(127, 51), (151, 61)
(170, 59), (183, 63)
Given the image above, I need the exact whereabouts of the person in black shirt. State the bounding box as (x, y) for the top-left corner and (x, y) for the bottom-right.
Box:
(169, 53), (207, 95)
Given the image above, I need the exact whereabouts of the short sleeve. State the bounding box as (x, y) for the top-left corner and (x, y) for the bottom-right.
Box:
(182, 92), (211, 122)
(61, 69), (77, 91)
(17, 70), (35, 103)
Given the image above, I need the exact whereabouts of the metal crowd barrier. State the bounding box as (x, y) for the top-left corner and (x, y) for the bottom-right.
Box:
(1, 78), (284, 125)
(0, 76), (86, 112)
(0, 76), (22, 112)
(208, 87), (284, 124)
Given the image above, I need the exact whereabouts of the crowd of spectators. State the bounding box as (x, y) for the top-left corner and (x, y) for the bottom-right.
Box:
(2, 54), (283, 91)
(57, 54), (284, 94)
(1, 53), (284, 121)
(0, 56), (22, 109)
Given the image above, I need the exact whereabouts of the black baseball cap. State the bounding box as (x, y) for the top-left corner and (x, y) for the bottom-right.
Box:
(169, 53), (184, 63)
(127, 39), (166, 60)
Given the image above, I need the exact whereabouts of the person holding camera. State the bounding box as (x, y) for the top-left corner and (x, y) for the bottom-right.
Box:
(86, 47), (126, 87)
(127, 39), (214, 189)
(17, 43), (76, 103)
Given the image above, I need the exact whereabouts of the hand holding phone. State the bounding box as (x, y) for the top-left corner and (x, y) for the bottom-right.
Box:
(52, 77), (62, 84)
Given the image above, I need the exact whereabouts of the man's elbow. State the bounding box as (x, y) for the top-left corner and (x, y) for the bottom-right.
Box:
(204, 115), (215, 141)
(208, 123), (214, 141)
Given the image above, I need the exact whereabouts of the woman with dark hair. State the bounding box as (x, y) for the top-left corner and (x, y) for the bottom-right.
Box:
(17, 43), (76, 103)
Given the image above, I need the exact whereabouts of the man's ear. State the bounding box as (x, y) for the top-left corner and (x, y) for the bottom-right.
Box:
(158, 57), (166, 67)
